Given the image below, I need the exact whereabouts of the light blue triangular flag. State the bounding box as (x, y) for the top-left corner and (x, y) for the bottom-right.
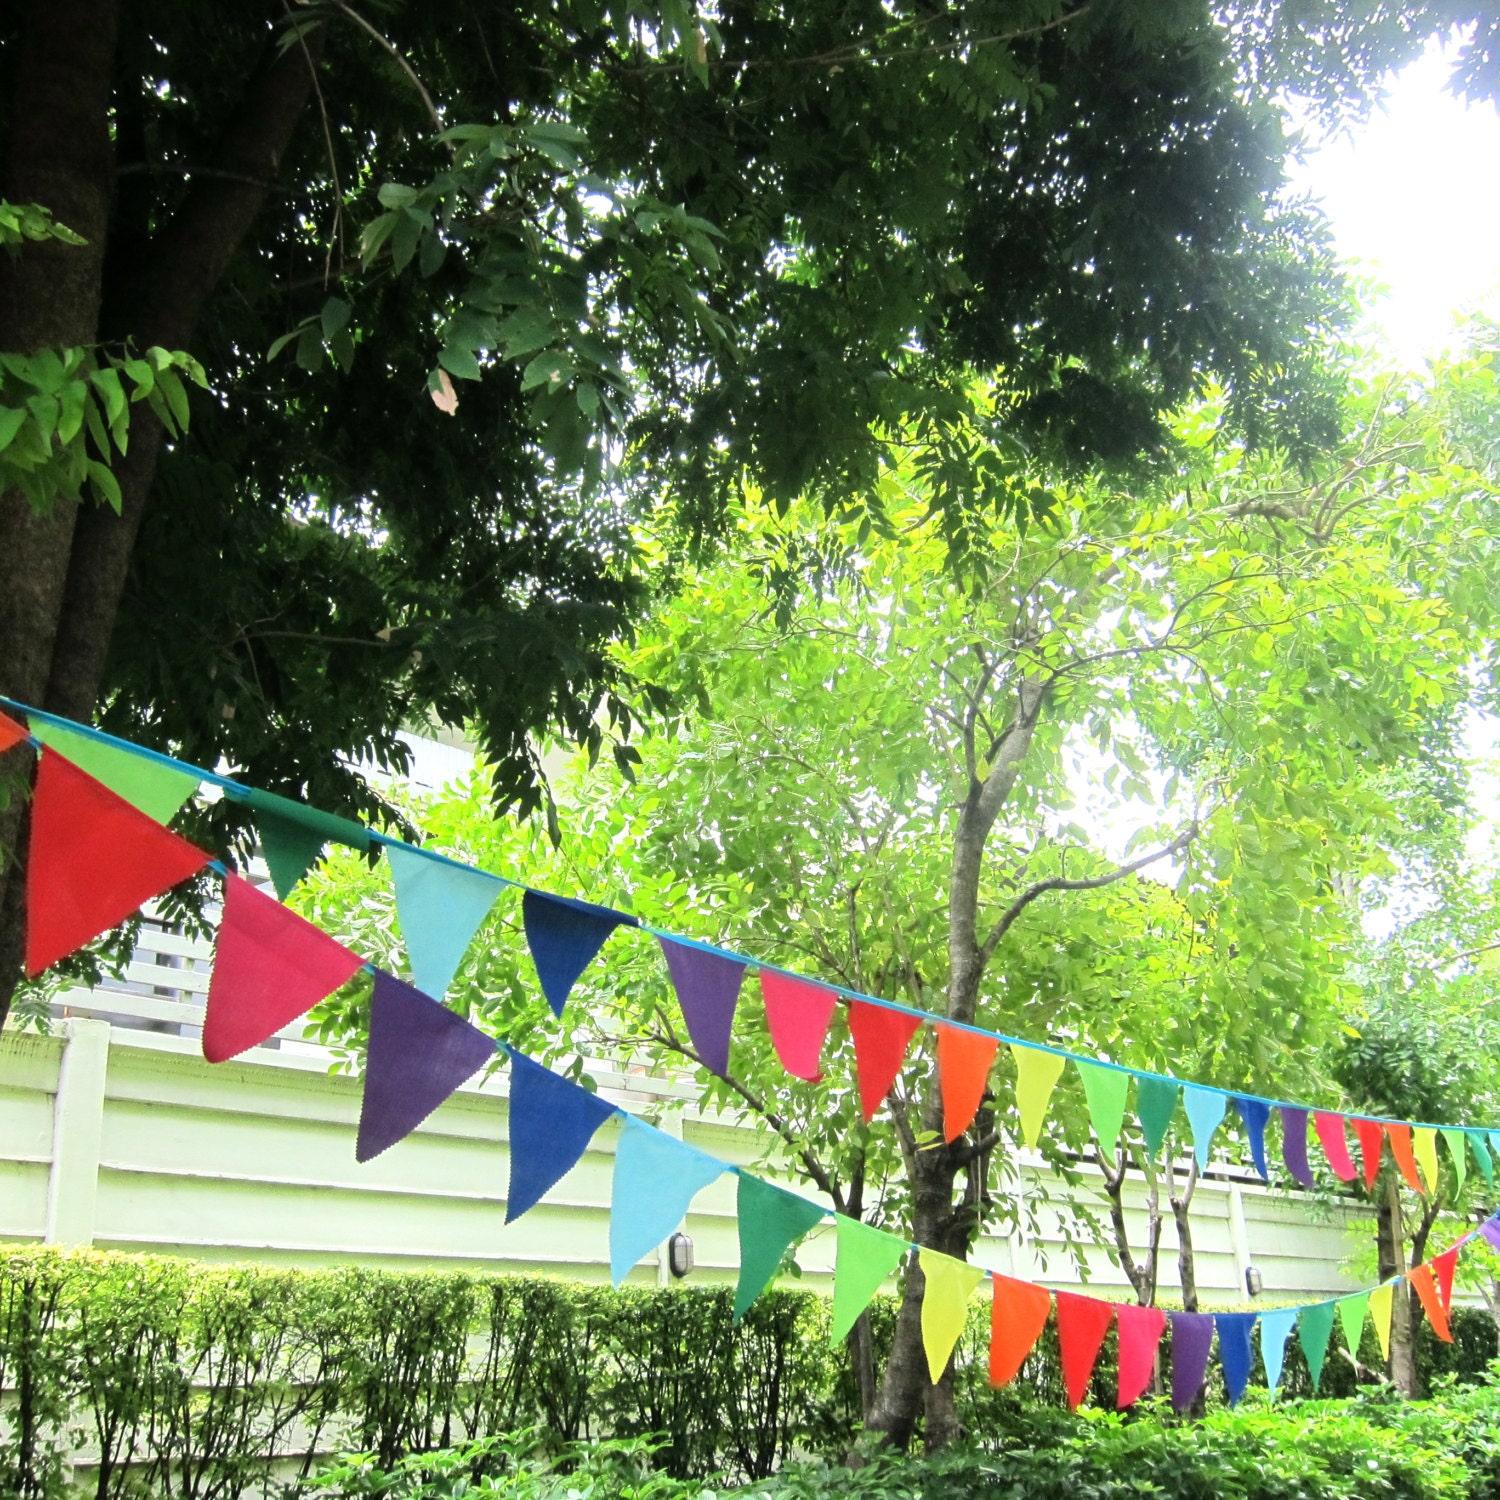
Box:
(1182, 1086), (1227, 1171)
(1259, 1307), (1297, 1395)
(386, 842), (507, 1000)
(609, 1115), (727, 1284)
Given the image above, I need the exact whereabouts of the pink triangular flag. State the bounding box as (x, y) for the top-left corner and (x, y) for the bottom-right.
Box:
(759, 969), (836, 1081)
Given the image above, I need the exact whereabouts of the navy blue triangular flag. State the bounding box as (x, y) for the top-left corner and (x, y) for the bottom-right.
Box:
(505, 1046), (619, 1222)
(523, 889), (638, 1017)
(357, 971), (498, 1162)
(1234, 1096), (1271, 1181)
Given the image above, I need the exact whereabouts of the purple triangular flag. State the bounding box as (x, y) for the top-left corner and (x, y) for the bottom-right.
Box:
(1234, 1096), (1271, 1180)
(1170, 1311), (1215, 1412)
(505, 1046), (619, 1222)
(1479, 1216), (1500, 1254)
(1280, 1106), (1314, 1187)
(659, 937), (745, 1077)
(523, 888), (638, 1017)
(356, 970), (497, 1162)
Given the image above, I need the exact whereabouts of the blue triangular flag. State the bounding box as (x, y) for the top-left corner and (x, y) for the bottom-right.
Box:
(386, 842), (506, 1001)
(610, 1115), (727, 1283)
(523, 888), (638, 1017)
(1234, 1096), (1271, 1180)
(356, 970), (498, 1162)
(1215, 1312), (1257, 1405)
(1182, 1086), (1227, 1172)
(1259, 1306), (1297, 1395)
(504, 1047), (619, 1222)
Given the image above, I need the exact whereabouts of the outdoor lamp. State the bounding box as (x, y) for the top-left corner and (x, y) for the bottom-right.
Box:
(1245, 1265), (1263, 1297)
(667, 1231), (694, 1278)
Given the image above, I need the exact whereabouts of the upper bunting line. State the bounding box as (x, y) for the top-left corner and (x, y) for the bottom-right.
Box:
(0, 693), (1491, 1140)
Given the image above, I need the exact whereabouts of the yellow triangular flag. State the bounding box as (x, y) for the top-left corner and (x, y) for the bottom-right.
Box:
(1369, 1281), (1395, 1361)
(1010, 1044), (1067, 1150)
(918, 1248), (985, 1383)
(1413, 1127), (1439, 1195)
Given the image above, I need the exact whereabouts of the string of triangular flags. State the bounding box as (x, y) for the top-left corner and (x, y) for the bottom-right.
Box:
(1, 700), (1496, 1413)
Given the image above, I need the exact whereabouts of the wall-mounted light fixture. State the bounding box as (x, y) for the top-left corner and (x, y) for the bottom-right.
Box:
(1245, 1265), (1263, 1297)
(667, 1231), (694, 1278)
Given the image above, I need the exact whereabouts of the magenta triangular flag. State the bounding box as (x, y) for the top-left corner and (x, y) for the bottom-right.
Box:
(659, 937), (745, 1077)
(759, 968), (837, 1081)
(356, 970), (497, 1160)
(203, 873), (364, 1062)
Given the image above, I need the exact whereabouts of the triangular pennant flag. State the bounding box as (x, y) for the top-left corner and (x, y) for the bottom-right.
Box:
(848, 1002), (922, 1123)
(1136, 1075), (1180, 1158)
(242, 786), (373, 899)
(759, 969), (837, 1082)
(1169, 1311), (1214, 1412)
(504, 1048), (618, 1222)
(1408, 1263), (1453, 1342)
(918, 1249), (985, 1383)
(609, 1115), (726, 1284)
(1010, 1044), (1066, 1150)
(356, 970), (497, 1161)
(1352, 1118), (1385, 1190)
(1076, 1061), (1130, 1159)
(1412, 1126), (1440, 1197)
(385, 843), (506, 1002)
(1115, 1303), (1167, 1408)
(1488, 1130), (1500, 1170)
(1369, 1282), (1395, 1361)
(0, 708), (28, 753)
(1297, 1302), (1337, 1390)
(1182, 1086), (1226, 1172)
(937, 1025), (998, 1142)
(1471, 1131), (1496, 1190)
(830, 1216), (910, 1342)
(1479, 1216), (1500, 1254)
(27, 751), (211, 975)
(1385, 1122), (1424, 1194)
(1441, 1128), (1468, 1196)
(1337, 1292), (1369, 1359)
(1281, 1107), (1314, 1187)
(659, 937), (745, 1078)
(989, 1274), (1052, 1388)
(734, 1174), (826, 1319)
(1259, 1307), (1297, 1395)
(522, 888), (637, 1018)
(1234, 1097), (1271, 1181)
(1215, 1312), (1256, 1406)
(1431, 1245), (1459, 1312)
(1055, 1291), (1114, 1410)
(203, 873), (364, 1061)
(30, 720), (199, 825)
(1314, 1111), (1358, 1183)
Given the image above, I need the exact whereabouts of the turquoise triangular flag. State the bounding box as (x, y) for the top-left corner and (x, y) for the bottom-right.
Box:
(1259, 1307), (1296, 1395)
(386, 842), (506, 1000)
(609, 1116), (726, 1284)
(1182, 1086), (1227, 1172)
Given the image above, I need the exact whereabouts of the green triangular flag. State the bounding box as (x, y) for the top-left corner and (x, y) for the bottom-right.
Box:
(1337, 1292), (1369, 1358)
(1077, 1061), (1130, 1159)
(1136, 1075), (1180, 1158)
(1441, 1128), (1468, 1196)
(830, 1216), (909, 1343)
(32, 721), (199, 825)
(1297, 1302), (1337, 1391)
(735, 1174), (826, 1320)
(243, 787), (373, 899)
(1470, 1130), (1495, 1189)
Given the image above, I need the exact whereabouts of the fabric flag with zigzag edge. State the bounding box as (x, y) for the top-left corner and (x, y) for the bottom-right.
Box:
(239, 786), (374, 900)
(937, 1025), (998, 1142)
(1011, 1044), (1066, 1150)
(1281, 1107), (1314, 1188)
(26, 751), (211, 976)
(504, 1048), (618, 1223)
(1055, 1292), (1114, 1410)
(1337, 1292), (1369, 1359)
(1471, 1132), (1496, 1190)
(609, 1116), (726, 1284)
(1385, 1122), (1424, 1194)
(1136, 1075), (1180, 1157)
(203, 873), (363, 1062)
(989, 1274), (1052, 1388)
(356, 971), (497, 1161)
(1170, 1312), (1214, 1412)
(734, 1174), (826, 1319)
(1215, 1312), (1256, 1406)
(1490, 1131), (1500, 1171)
(1352, 1118), (1385, 1190)
(1480, 1217), (1500, 1253)
(1115, 1303), (1166, 1409)
(385, 843), (506, 1002)
(1298, 1302), (1337, 1390)
(1182, 1086), (1226, 1172)
(1413, 1127), (1440, 1197)
(918, 1249), (985, 1383)
(523, 888), (638, 1018)
(1259, 1307), (1297, 1395)
(1234, 1097), (1271, 1181)
(759, 969), (837, 1082)
(0, 708), (27, 753)
(1369, 1282), (1396, 1360)
(1314, 1111), (1357, 1183)
(1409, 1263), (1453, 1342)
(30, 719), (199, 825)
(1076, 1061), (1129, 1159)
(1431, 1245), (1460, 1312)
(1442, 1128), (1468, 1195)
(848, 1002), (921, 1123)
(830, 1215), (910, 1342)
(659, 938), (744, 1079)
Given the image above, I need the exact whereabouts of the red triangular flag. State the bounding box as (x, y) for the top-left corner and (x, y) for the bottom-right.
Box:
(1115, 1303), (1167, 1408)
(1314, 1111), (1358, 1182)
(203, 873), (363, 1062)
(1055, 1291), (1114, 1410)
(937, 1023), (999, 1142)
(1384, 1123), (1423, 1194)
(26, 750), (210, 974)
(1431, 1245), (1460, 1312)
(759, 969), (837, 1082)
(0, 709), (27, 754)
(848, 1001), (921, 1122)
(1352, 1117), (1385, 1190)
(989, 1274), (1052, 1387)
(1408, 1263), (1453, 1342)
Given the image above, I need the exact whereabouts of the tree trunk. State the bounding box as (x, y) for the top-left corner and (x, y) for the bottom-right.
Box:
(1102, 1147), (1162, 1306)
(1169, 1156), (1201, 1314)
(1378, 1173), (1419, 1397)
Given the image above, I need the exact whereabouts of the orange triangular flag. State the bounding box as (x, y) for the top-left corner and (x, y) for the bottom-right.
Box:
(0, 709), (27, 754)
(1408, 1263), (1453, 1342)
(1385, 1123), (1424, 1194)
(937, 1024), (999, 1142)
(989, 1274), (1052, 1387)
(1431, 1245), (1460, 1312)
(848, 1001), (922, 1122)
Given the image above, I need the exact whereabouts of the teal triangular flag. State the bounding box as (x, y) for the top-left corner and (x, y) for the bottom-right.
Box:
(734, 1174), (826, 1319)
(386, 842), (506, 1000)
(609, 1116), (726, 1284)
(1136, 1075), (1180, 1157)
(1470, 1130), (1495, 1189)
(1297, 1302), (1337, 1391)
(1182, 1086), (1227, 1172)
(254, 809), (329, 899)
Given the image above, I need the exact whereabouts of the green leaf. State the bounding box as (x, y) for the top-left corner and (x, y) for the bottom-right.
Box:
(521, 351), (574, 392)
(87, 459), (122, 512)
(0, 405), (27, 452)
(320, 297), (352, 341)
(377, 182), (418, 209)
(438, 345), (483, 382)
